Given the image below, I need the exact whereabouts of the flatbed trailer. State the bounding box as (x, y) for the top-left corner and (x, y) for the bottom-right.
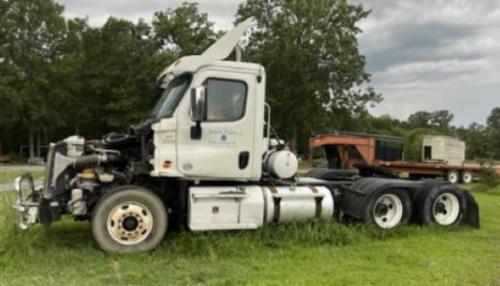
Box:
(376, 161), (482, 183)
(310, 131), (484, 184)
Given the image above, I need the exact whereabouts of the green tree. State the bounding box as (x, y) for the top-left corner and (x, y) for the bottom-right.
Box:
(98, 18), (160, 129)
(237, 0), (381, 153)
(407, 111), (432, 129)
(68, 17), (168, 135)
(361, 114), (407, 137)
(153, 2), (218, 56)
(0, 79), (21, 154)
(407, 110), (453, 132)
(430, 110), (454, 131)
(455, 123), (489, 160)
(0, 1), (20, 153)
(0, 0), (68, 158)
(487, 107), (500, 159)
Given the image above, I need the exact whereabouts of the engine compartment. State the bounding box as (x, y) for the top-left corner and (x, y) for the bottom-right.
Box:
(41, 122), (156, 222)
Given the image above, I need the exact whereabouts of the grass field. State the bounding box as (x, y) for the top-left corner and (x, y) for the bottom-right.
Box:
(0, 184), (499, 286)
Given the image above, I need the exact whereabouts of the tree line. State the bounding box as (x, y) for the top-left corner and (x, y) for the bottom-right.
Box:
(0, 0), (218, 158)
(0, 0), (498, 162)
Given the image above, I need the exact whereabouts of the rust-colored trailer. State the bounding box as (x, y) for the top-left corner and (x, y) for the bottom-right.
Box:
(309, 131), (485, 184)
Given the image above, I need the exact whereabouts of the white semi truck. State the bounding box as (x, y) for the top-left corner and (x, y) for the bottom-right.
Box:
(13, 19), (479, 253)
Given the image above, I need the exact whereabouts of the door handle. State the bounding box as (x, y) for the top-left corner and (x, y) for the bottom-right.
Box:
(239, 151), (250, 169)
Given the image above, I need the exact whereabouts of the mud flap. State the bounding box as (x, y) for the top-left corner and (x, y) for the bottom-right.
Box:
(462, 190), (480, 228)
(39, 198), (63, 229)
(39, 199), (53, 229)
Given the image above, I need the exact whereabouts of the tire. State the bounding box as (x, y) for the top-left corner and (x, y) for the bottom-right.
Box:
(364, 189), (412, 229)
(446, 170), (459, 184)
(92, 185), (168, 253)
(419, 186), (466, 226)
(461, 171), (473, 184)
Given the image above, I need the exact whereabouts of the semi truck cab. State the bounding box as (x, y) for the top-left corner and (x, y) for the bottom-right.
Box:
(12, 19), (479, 253)
(151, 59), (266, 180)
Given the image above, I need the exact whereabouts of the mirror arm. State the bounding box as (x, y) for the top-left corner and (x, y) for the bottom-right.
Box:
(191, 121), (202, 140)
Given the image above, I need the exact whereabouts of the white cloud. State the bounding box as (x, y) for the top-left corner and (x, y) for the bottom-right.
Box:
(356, 0), (500, 126)
(57, 0), (242, 30)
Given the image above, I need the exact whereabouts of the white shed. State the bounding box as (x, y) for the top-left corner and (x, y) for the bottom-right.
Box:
(422, 135), (465, 165)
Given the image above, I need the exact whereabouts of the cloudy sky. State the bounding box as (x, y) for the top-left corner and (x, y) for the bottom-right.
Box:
(57, 0), (500, 127)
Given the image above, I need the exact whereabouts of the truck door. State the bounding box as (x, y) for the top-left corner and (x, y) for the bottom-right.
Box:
(176, 70), (257, 180)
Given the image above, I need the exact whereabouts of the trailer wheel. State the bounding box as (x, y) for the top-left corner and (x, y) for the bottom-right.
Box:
(420, 187), (466, 226)
(92, 186), (168, 253)
(365, 189), (412, 229)
(446, 170), (459, 184)
(461, 171), (473, 184)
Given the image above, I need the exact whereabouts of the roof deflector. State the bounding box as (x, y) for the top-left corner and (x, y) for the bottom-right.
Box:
(201, 18), (254, 60)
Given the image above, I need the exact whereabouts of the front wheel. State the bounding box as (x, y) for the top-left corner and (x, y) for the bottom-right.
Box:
(92, 186), (168, 253)
(364, 189), (412, 229)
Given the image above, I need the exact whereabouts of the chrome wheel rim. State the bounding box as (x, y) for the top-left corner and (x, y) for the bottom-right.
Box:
(107, 201), (153, 245)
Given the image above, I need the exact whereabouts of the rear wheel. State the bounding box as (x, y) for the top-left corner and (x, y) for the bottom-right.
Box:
(92, 186), (168, 253)
(420, 187), (466, 226)
(446, 170), (459, 184)
(461, 171), (473, 184)
(364, 189), (412, 229)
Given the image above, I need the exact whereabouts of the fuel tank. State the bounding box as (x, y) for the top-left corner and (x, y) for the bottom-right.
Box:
(188, 184), (334, 231)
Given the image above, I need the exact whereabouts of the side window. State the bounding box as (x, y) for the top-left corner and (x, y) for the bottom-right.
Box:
(205, 79), (247, 121)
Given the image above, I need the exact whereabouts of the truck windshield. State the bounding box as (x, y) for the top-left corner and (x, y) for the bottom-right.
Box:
(151, 73), (192, 120)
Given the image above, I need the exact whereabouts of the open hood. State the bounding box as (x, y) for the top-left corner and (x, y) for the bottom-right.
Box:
(201, 17), (254, 60)
(157, 18), (254, 81)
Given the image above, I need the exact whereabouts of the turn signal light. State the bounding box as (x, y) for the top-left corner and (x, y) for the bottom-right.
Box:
(162, 161), (172, 169)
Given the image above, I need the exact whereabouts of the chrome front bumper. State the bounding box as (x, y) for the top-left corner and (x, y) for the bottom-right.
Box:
(13, 174), (41, 230)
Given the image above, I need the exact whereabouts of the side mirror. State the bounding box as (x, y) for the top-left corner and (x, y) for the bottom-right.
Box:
(190, 86), (206, 140)
(191, 86), (206, 122)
